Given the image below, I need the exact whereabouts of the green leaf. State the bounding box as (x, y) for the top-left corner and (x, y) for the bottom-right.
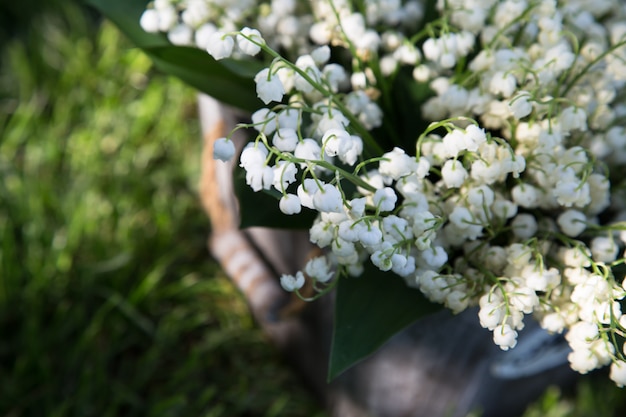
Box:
(233, 165), (317, 229)
(144, 46), (261, 112)
(328, 265), (441, 381)
(84, 0), (263, 112)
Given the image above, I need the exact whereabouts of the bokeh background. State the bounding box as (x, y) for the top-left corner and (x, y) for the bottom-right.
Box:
(0, 1), (625, 416)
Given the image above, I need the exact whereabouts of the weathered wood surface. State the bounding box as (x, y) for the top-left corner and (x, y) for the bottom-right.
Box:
(197, 94), (576, 417)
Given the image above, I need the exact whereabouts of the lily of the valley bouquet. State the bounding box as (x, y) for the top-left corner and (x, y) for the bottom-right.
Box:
(92, 0), (626, 385)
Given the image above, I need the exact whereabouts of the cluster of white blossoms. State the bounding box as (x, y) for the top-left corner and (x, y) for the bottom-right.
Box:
(143, 0), (626, 386)
(140, 0), (314, 55)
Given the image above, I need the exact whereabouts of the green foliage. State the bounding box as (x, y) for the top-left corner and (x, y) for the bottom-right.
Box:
(522, 378), (626, 417)
(0, 0), (65, 46)
(0, 4), (326, 416)
(328, 264), (440, 380)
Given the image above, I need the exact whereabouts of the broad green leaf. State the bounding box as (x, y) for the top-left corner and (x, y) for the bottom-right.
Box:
(84, 0), (263, 111)
(144, 46), (260, 112)
(328, 265), (441, 380)
(234, 165), (317, 229)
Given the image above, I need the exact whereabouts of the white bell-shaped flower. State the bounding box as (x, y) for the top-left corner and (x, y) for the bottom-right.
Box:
(280, 272), (305, 292)
(213, 138), (235, 162)
(237, 27), (264, 56)
(207, 31), (234, 60)
(254, 68), (285, 104)
(279, 194), (302, 215)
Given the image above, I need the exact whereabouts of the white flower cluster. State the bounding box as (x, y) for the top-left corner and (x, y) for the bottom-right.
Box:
(412, 1), (626, 380)
(144, 0), (626, 387)
(139, 0), (313, 56)
(309, 0), (423, 61)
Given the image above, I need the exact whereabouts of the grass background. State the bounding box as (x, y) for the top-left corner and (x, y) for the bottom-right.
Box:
(0, 2), (326, 416)
(0, 1), (624, 416)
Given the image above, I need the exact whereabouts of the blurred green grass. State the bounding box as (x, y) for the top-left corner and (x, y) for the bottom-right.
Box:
(1, 1), (625, 417)
(0, 2), (326, 416)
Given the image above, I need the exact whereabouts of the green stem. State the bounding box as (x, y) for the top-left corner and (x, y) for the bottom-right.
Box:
(304, 157), (378, 192)
(561, 39), (626, 97)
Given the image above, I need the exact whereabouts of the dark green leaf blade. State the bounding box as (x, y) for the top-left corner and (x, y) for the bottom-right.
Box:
(144, 46), (261, 112)
(328, 265), (441, 381)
